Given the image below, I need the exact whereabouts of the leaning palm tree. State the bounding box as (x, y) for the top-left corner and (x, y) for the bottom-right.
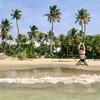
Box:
(0, 18), (12, 53)
(75, 8), (90, 43)
(11, 9), (22, 36)
(11, 9), (22, 50)
(44, 5), (61, 56)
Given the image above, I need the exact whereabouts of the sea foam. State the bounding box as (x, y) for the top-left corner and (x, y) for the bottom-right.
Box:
(0, 74), (100, 84)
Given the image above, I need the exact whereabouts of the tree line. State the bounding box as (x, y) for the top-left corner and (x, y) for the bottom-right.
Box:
(0, 5), (100, 59)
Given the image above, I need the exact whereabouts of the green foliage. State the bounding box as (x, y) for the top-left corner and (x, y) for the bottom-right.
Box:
(36, 43), (49, 57)
(17, 50), (27, 60)
(2, 7), (100, 59)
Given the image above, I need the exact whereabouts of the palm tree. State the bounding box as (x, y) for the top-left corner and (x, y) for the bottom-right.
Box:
(11, 9), (22, 36)
(44, 5), (61, 56)
(67, 28), (78, 56)
(16, 34), (28, 44)
(8, 35), (13, 45)
(75, 8), (90, 43)
(53, 36), (60, 53)
(59, 34), (67, 58)
(27, 25), (38, 56)
(44, 34), (49, 45)
(0, 18), (12, 53)
(38, 32), (45, 44)
(27, 25), (38, 44)
(67, 28), (78, 44)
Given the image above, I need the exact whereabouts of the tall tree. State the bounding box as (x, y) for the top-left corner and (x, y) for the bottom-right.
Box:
(44, 5), (61, 56)
(75, 8), (90, 43)
(11, 9), (22, 36)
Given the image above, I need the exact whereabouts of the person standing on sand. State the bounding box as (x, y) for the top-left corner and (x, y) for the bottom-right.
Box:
(76, 43), (88, 66)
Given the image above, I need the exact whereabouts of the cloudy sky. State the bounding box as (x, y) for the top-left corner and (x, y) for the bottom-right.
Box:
(0, 0), (100, 37)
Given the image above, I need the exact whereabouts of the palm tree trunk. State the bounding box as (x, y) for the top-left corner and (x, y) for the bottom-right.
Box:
(2, 39), (5, 54)
(84, 23), (86, 43)
(50, 21), (53, 56)
(16, 19), (20, 35)
(10, 40), (11, 45)
(81, 24), (84, 43)
(51, 21), (53, 32)
(16, 19), (20, 51)
(67, 47), (68, 58)
(81, 24), (83, 32)
(31, 39), (33, 55)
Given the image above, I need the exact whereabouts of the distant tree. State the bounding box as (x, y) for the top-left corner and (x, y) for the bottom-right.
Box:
(38, 32), (45, 44)
(75, 8), (90, 43)
(27, 25), (38, 44)
(11, 9), (22, 36)
(27, 25), (38, 57)
(7, 35), (13, 45)
(11, 9), (22, 50)
(44, 5), (61, 56)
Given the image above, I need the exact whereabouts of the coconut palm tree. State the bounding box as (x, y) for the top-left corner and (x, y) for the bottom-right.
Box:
(27, 25), (38, 56)
(38, 32), (45, 45)
(75, 8), (90, 43)
(44, 5), (61, 56)
(16, 34), (28, 44)
(0, 18), (12, 53)
(11, 9), (22, 36)
(27, 25), (38, 44)
(11, 9), (22, 51)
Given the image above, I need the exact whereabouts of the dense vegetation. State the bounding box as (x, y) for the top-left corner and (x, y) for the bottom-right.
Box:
(0, 5), (100, 59)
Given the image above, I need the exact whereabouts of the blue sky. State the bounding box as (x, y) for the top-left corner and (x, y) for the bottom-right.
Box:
(0, 0), (100, 37)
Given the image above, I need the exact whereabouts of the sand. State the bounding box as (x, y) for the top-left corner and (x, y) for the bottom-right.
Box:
(0, 59), (100, 71)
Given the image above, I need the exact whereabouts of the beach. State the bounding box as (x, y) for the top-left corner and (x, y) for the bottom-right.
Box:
(0, 58), (100, 78)
(0, 58), (100, 100)
(0, 58), (100, 71)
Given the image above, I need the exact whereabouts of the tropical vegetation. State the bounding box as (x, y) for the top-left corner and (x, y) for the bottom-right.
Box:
(0, 6), (100, 59)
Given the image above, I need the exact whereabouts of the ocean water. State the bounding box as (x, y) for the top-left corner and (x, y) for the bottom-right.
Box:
(0, 68), (100, 100)
(0, 82), (100, 100)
